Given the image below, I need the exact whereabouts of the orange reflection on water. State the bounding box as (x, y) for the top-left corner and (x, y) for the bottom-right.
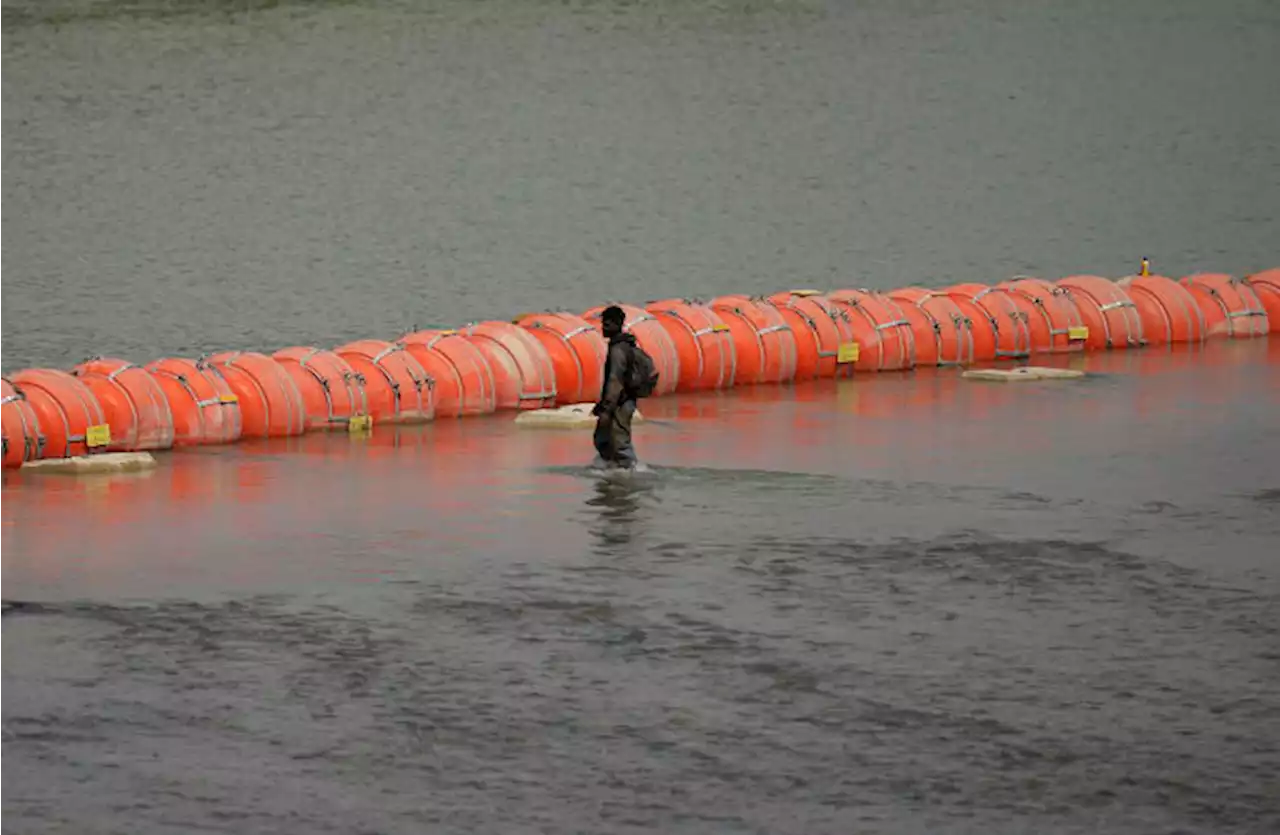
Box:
(3, 338), (1274, 600)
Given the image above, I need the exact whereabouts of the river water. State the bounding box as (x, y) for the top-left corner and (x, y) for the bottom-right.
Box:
(3, 0), (1280, 371)
(5, 343), (1280, 834)
(4, 0), (1280, 833)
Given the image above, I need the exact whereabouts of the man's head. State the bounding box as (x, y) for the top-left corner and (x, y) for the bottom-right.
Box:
(601, 305), (625, 339)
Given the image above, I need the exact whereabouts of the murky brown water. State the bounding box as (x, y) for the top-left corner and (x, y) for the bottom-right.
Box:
(5, 0), (1280, 831)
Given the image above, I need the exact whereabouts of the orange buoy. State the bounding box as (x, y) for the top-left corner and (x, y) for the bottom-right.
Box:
(205, 352), (309, 438)
(1179, 273), (1270, 339)
(272, 347), (369, 430)
(706, 295), (798, 385)
(1114, 274), (1206, 345)
(825, 289), (916, 371)
(8, 369), (108, 459)
(645, 299), (736, 390)
(70, 357), (175, 452)
(1243, 267), (1280, 326)
(691, 296), (751, 383)
(930, 291), (997, 362)
(457, 321), (557, 410)
(581, 304), (681, 396)
(398, 330), (497, 417)
(764, 291), (859, 379)
(878, 291), (940, 367)
(998, 277), (1088, 353)
(146, 358), (243, 446)
(943, 284), (1031, 360)
(2, 378), (44, 467)
(514, 312), (607, 404)
(333, 340), (436, 424)
(760, 293), (821, 380)
(885, 287), (976, 367)
(1057, 276), (1145, 349)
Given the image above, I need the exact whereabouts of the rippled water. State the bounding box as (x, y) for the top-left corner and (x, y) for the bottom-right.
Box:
(4, 0), (1280, 372)
(5, 342), (1280, 833)
(5, 0), (1280, 831)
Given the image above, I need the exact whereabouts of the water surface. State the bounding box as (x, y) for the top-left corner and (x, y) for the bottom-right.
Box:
(4, 0), (1279, 371)
(5, 341), (1279, 833)
(5, 1), (1279, 831)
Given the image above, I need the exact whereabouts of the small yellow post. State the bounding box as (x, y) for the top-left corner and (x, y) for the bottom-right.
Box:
(1140, 256), (1150, 277)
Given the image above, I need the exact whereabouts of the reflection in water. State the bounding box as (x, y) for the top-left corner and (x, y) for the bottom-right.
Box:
(583, 473), (659, 557)
(3, 0), (1279, 828)
(3, 341), (1279, 835)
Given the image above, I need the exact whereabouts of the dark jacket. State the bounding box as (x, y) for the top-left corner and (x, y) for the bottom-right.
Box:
(598, 332), (638, 411)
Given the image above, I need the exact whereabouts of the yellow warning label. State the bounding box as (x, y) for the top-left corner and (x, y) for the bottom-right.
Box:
(1067, 326), (1090, 341)
(711, 323), (731, 332)
(218, 393), (239, 404)
(837, 342), (860, 364)
(348, 415), (373, 435)
(86, 424), (112, 448)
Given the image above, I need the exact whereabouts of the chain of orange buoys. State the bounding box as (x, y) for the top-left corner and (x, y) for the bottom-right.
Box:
(2, 269), (1277, 470)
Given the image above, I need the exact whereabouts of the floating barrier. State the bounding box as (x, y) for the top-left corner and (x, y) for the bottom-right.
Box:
(944, 284), (1032, 360)
(398, 330), (497, 417)
(645, 299), (736, 390)
(1114, 275), (1206, 345)
(879, 290), (942, 368)
(2, 378), (44, 468)
(513, 312), (606, 405)
(997, 278), (1087, 353)
(333, 340), (435, 424)
(272, 347), (369, 431)
(1179, 273), (1270, 339)
(457, 322), (557, 411)
(145, 358), (243, 446)
(1057, 275), (1145, 349)
(206, 351), (309, 438)
(581, 304), (681, 397)
(8, 369), (109, 459)
(1245, 268), (1280, 324)
(826, 289), (916, 372)
(72, 357), (175, 451)
(2, 266), (1274, 472)
(765, 290), (858, 380)
(708, 295), (799, 384)
(885, 287), (976, 367)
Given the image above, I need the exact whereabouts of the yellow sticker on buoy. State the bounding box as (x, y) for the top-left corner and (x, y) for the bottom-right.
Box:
(218, 393), (239, 404)
(1067, 326), (1090, 341)
(712, 323), (731, 332)
(837, 342), (860, 363)
(790, 289), (823, 297)
(86, 424), (112, 448)
(348, 415), (373, 435)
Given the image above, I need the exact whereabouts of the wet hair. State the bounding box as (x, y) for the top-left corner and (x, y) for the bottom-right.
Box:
(601, 305), (625, 326)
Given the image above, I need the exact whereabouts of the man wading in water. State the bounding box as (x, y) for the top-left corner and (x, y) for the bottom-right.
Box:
(591, 305), (659, 470)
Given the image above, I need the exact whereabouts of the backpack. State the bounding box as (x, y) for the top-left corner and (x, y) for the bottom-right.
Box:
(624, 342), (660, 398)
